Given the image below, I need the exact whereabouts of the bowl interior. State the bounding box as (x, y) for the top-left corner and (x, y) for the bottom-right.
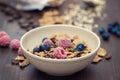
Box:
(21, 25), (100, 60)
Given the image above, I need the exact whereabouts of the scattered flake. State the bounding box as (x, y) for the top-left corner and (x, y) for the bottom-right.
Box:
(11, 55), (30, 68)
(92, 47), (111, 64)
(92, 55), (102, 63)
(11, 59), (19, 65)
(19, 59), (30, 68)
(15, 56), (25, 61)
(97, 48), (107, 57)
(105, 54), (111, 60)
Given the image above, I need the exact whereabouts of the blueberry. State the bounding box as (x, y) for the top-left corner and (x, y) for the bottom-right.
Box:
(73, 48), (79, 52)
(107, 23), (114, 32)
(39, 45), (46, 51)
(99, 27), (106, 35)
(76, 43), (85, 51)
(33, 47), (40, 52)
(42, 37), (48, 42)
(44, 44), (50, 51)
(111, 27), (117, 34)
(102, 32), (110, 40)
(116, 30), (120, 37)
(116, 26), (120, 31)
(112, 22), (120, 27)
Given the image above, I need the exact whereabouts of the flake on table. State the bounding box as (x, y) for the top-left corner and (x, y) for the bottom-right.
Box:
(97, 48), (107, 57)
(92, 55), (102, 63)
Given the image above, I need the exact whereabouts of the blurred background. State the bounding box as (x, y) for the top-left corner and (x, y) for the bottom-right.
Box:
(0, 0), (107, 32)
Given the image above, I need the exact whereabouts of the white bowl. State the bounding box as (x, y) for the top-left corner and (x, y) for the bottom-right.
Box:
(20, 25), (100, 76)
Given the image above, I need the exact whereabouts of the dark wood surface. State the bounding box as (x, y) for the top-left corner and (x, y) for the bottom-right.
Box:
(0, 0), (120, 80)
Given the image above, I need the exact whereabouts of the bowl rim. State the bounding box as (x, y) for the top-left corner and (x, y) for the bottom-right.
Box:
(20, 24), (100, 62)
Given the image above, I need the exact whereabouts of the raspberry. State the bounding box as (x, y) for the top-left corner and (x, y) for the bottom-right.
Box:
(0, 35), (10, 47)
(10, 39), (20, 50)
(0, 31), (7, 38)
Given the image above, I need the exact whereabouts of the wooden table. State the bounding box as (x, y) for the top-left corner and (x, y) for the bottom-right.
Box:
(0, 0), (120, 80)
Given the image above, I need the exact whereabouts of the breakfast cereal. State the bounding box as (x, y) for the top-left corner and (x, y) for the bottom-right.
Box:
(92, 47), (111, 63)
(11, 55), (30, 68)
(28, 34), (91, 59)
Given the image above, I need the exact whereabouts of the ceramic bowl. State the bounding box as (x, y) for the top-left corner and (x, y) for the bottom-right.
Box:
(20, 25), (100, 76)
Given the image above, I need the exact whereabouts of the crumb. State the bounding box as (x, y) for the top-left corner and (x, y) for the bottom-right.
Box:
(105, 54), (111, 60)
(11, 59), (19, 65)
